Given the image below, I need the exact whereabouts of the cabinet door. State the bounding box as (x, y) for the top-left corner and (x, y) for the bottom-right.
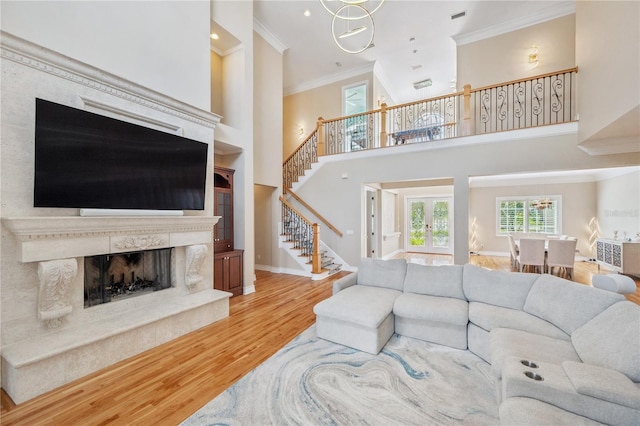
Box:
(228, 252), (243, 295)
(213, 255), (225, 291)
(214, 190), (233, 252)
(596, 240), (604, 262)
(612, 243), (622, 267)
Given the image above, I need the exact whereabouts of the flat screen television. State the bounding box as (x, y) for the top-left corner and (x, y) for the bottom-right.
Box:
(34, 98), (208, 211)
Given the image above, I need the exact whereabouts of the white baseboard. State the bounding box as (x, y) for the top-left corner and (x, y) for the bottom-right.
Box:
(382, 249), (405, 260)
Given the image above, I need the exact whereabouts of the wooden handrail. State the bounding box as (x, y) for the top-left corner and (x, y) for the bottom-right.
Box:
(285, 189), (344, 237)
(470, 67), (579, 94)
(308, 67), (578, 131)
(279, 196), (313, 226)
(386, 91), (464, 112)
(283, 127), (318, 165)
(321, 109), (382, 124)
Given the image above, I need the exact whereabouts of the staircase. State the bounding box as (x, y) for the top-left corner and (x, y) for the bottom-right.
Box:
(279, 198), (342, 280)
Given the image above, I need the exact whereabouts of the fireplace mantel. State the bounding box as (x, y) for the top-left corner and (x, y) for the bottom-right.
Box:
(3, 215), (220, 263)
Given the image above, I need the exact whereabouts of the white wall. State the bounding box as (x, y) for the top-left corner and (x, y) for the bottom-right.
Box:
(1, 1), (211, 110)
(380, 190), (399, 257)
(293, 130), (640, 267)
(469, 181), (597, 257)
(211, 1), (256, 292)
(457, 15), (575, 90)
(283, 73), (374, 158)
(576, 1), (639, 143)
(597, 170), (640, 241)
(254, 32), (283, 188)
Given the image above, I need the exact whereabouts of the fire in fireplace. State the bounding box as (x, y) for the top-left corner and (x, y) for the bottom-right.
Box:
(84, 248), (172, 307)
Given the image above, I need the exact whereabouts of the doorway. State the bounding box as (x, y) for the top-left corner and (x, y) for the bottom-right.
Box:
(406, 197), (453, 254)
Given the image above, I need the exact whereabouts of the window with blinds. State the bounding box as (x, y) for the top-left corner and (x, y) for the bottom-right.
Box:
(497, 197), (560, 235)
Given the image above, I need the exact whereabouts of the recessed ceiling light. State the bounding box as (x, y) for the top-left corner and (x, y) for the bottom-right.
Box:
(304, 9), (311, 17)
(210, 33), (219, 40)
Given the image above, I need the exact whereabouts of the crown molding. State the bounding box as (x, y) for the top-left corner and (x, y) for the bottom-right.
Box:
(285, 61), (376, 96)
(452, 2), (576, 46)
(1, 31), (221, 128)
(254, 17), (288, 55)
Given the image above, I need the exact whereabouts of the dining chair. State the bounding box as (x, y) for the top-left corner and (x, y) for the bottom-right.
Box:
(546, 239), (578, 280)
(517, 238), (546, 273)
(507, 234), (519, 271)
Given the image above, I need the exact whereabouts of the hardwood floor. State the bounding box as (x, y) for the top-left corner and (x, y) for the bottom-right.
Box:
(0, 270), (348, 425)
(1, 255), (638, 424)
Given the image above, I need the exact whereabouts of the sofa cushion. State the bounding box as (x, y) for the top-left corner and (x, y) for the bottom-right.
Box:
(490, 328), (580, 379)
(462, 264), (538, 310)
(499, 397), (603, 426)
(523, 274), (625, 335)
(469, 302), (569, 341)
(562, 361), (640, 409)
(357, 258), (407, 292)
(571, 301), (640, 382)
(402, 263), (465, 299)
(313, 285), (401, 329)
(394, 293), (468, 325)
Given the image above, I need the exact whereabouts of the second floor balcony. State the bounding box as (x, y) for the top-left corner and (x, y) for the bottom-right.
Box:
(284, 67), (578, 189)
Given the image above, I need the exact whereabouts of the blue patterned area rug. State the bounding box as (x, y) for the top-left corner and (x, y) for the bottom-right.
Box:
(183, 325), (498, 425)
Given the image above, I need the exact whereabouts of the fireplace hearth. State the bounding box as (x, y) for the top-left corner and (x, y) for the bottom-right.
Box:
(84, 248), (172, 307)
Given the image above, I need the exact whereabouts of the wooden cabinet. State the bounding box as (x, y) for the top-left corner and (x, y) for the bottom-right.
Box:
(214, 250), (244, 296)
(214, 167), (234, 253)
(213, 166), (243, 296)
(596, 239), (640, 277)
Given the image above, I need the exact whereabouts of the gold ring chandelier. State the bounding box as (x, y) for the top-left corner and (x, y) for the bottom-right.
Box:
(320, 0), (385, 54)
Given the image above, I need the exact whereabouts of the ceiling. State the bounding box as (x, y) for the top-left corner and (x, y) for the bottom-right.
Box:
(252, 0), (575, 103)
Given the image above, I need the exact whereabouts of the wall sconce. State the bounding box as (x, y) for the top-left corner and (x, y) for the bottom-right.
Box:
(528, 46), (539, 67)
(297, 124), (304, 138)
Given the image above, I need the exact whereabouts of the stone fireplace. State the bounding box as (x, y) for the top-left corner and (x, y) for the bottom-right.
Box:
(2, 216), (228, 404)
(0, 32), (227, 404)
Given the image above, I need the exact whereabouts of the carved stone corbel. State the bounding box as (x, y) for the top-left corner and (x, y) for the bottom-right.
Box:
(37, 258), (77, 328)
(185, 244), (208, 290)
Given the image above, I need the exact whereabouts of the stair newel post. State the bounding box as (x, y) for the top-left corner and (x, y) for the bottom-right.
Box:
(311, 223), (322, 274)
(462, 84), (472, 136)
(379, 102), (388, 148)
(317, 117), (325, 156)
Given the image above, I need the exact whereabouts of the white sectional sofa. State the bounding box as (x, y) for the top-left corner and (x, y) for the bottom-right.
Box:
(313, 258), (640, 425)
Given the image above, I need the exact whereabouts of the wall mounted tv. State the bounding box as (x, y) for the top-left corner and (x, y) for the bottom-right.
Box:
(34, 98), (209, 211)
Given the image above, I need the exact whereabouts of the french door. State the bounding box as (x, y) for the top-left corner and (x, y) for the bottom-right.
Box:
(406, 197), (453, 254)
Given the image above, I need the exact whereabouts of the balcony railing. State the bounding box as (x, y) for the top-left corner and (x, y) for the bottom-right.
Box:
(472, 68), (576, 134)
(283, 67), (578, 190)
(280, 68), (577, 277)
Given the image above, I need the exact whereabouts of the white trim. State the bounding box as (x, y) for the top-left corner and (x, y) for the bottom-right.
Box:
(270, 266), (310, 277)
(254, 18), (288, 55)
(291, 123), (578, 192)
(452, 3), (576, 46)
(342, 80), (368, 116)
(381, 249), (404, 260)
(495, 195), (562, 236)
(1, 31), (221, 128)
(78, 96), (184, 134)
(79, 209), (184, 217)
(285, 62), (375, 96)
(373, 61), (397, 105)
